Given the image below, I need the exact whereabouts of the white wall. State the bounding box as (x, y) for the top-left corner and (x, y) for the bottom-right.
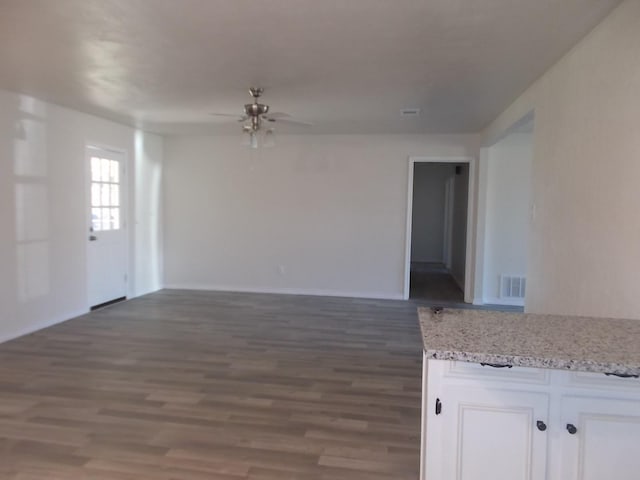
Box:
(482, 133), (533, 305)
(163, 134), (478, 299)
(0, 89), (163, 343)
(451, 164), (469, 288)
(482, 0), (640, 318)
(411, 163), (454, 263)
(133, 131), (164, 296)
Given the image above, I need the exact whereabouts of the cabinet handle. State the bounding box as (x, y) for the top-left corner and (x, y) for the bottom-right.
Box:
(566, 423), (577, 435)
(536, 420), (547, 432)
(435, 398), (442, 415)
(480, 362), (513, 369)
(604, 372), (639, 379)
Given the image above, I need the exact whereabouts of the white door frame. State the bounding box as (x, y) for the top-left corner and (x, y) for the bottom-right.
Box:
(442, 175), (455, 270)
(404, 156), (476, 302)
(85, 143), (129, 310)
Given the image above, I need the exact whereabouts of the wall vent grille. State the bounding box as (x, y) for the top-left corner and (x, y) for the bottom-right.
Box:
(500, 275), (526, 299)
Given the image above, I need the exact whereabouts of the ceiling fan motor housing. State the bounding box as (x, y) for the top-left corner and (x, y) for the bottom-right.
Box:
(244, 103), (269, 117)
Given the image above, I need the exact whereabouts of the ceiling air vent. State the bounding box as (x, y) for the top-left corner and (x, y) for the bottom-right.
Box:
(401, 108), (421, 117)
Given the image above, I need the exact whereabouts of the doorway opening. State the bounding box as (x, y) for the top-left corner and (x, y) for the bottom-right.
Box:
(86, 145), (128, 310)
(405, 159), (471, 305)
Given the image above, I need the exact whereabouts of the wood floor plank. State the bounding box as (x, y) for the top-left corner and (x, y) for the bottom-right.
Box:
(0, 290), (424, 478)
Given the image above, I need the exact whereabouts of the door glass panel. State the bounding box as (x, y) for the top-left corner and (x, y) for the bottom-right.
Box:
(91, 208), (102, 231)
(91, 184), (101, 207)
(101, 207), (110, 231)
(111, 208), (120, 229)
(89, 156), (121, 232)
(110, 160), (119, 183)
(101, 183), (110, 206)
(110, 184), (119, 206)
(100, 158), (110, 181)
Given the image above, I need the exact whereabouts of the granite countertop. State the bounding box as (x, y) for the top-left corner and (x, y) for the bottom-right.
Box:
(418, 307), (640, 376)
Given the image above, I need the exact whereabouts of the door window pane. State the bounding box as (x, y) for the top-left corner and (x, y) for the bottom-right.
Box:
(91, 183), (101, 207)
(89, 156), (121, 232)
(101, 184), (110, 206)
(101, 207), (111, 231)
(110, 160), (119, 183)
(110, 184), (119, 206)
(101, 158), (110, 182)
(91, 208), (102, 231)
(111, 208), (120, 230)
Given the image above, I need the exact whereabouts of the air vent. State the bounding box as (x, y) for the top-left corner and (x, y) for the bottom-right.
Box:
(401, 108), (421, 117)
(500, 275), (526, 299)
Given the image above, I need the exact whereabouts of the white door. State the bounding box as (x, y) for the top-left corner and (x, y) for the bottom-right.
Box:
(87, 146), (127, 308)
(431, 385), (549, 480)
(559, 396), (640, 480)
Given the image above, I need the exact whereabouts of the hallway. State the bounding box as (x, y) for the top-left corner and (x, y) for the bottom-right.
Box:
(409, 262), (523, 312)
(409, 262), (464, 304)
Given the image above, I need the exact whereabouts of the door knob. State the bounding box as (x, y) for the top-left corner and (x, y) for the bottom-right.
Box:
(89, 235), (97, 241)
(566, 423), (577, 435)
(536, 420), (547, 431)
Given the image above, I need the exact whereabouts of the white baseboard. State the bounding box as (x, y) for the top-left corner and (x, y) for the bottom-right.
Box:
(483, 297), (525, 307)
(0, 308), (88, 345)
(163, 283), (404, 301)
(0, 287), (165, 346)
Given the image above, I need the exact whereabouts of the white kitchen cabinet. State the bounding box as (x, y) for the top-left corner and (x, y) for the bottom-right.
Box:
(434, 385), (549, 480)
(423, 358), (549, 480)
(422, 357), (640, 480)
(558, 396), (640, 480)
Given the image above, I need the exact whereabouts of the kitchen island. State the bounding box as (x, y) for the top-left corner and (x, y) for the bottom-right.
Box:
(418, 307), (640, 480)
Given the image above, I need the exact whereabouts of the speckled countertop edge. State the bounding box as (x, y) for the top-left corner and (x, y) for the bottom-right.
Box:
(418, 307), (640, 376)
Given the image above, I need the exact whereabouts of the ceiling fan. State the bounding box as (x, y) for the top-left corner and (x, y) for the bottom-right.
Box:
(210, 88), (311, 148)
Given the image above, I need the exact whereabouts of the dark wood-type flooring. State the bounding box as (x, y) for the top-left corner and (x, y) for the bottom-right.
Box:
(409, 262), (464, 304)
(409, 262), (524, 312)
(0, 290), (426, 479)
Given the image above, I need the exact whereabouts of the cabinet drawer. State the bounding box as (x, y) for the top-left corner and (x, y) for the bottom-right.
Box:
(441, 360), (550, 385)
(562, 370), (640, 392)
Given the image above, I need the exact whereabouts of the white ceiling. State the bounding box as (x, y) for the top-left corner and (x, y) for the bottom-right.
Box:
(0, 0), (621, 135)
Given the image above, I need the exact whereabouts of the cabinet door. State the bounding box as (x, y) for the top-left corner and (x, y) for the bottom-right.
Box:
(428, 385), (549, 480)
(559, 396), (640, 480)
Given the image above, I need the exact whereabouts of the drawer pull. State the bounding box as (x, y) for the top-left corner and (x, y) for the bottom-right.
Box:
(536, 420), (547, 432)
(604, 372), (639, 379)
(435, 398), (442, 415)
(566, 423), (577, 435)
(480, 362), (513, 369)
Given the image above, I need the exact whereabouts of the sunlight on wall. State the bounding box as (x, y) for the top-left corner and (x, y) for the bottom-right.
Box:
(14, 96), (50, 302)
(134, 129), (163, 295)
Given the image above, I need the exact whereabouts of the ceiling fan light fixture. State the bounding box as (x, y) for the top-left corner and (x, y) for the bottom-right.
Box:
(250, 131), (259, 149)
(212, 87), (308, 148)
(242, 127), (276, 149)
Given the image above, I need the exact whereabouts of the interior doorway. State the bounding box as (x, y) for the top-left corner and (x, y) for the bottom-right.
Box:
(86, 145), (128, 309)
(405, 158), (472, 305)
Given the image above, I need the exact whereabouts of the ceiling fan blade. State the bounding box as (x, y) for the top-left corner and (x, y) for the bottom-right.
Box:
(269, 118), (313, 126)
(263, 112), (291, 119)
(209, 113), (248, 123)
